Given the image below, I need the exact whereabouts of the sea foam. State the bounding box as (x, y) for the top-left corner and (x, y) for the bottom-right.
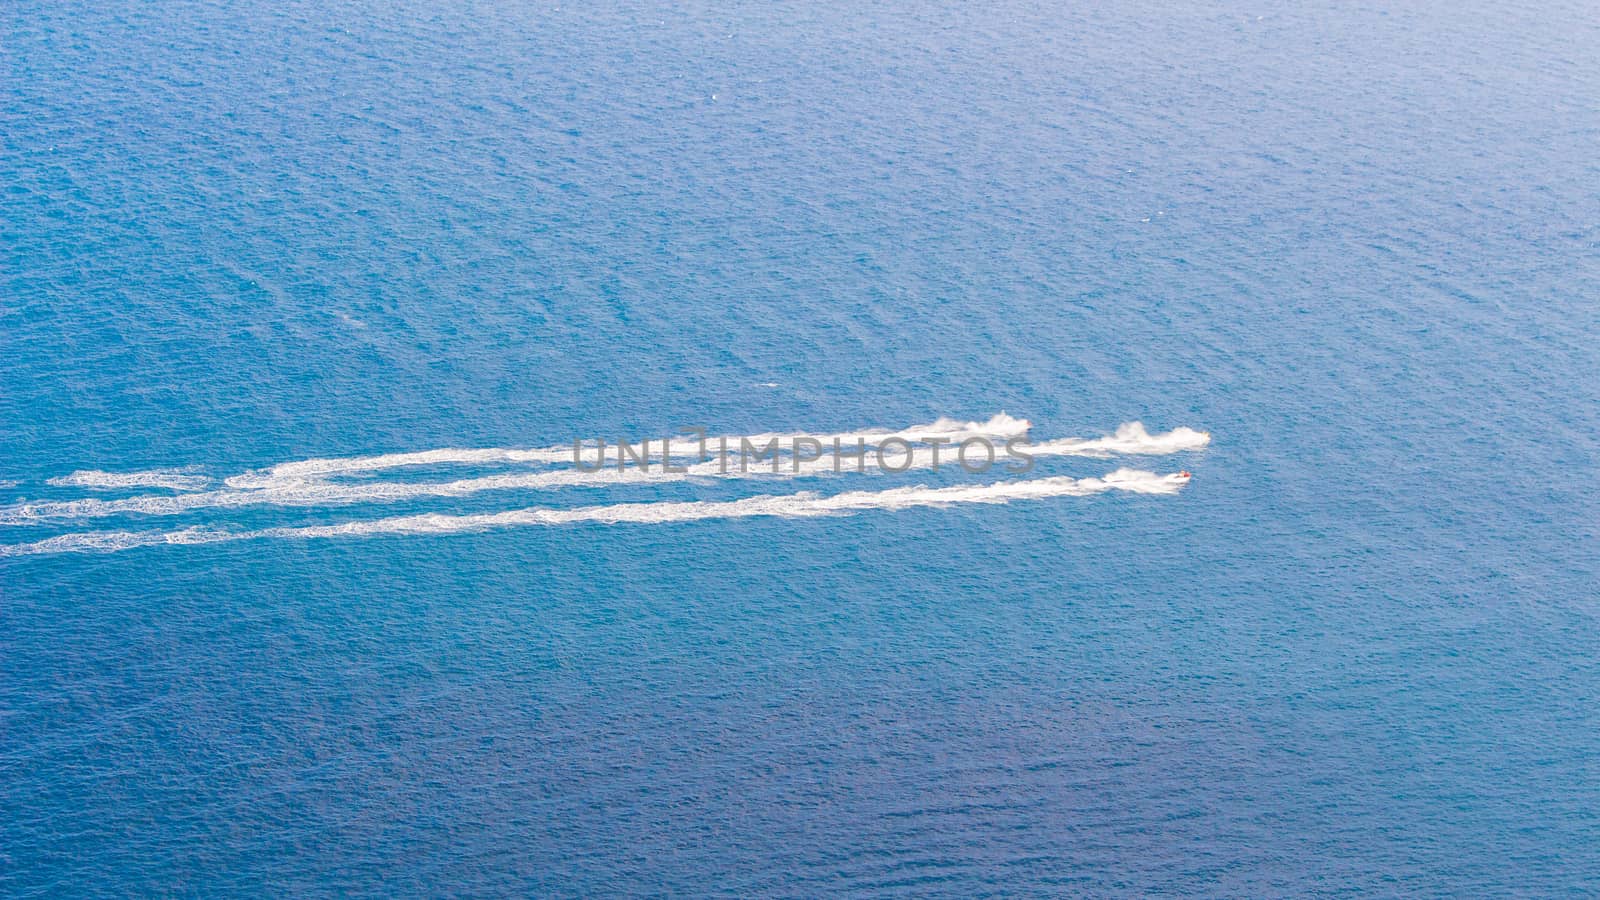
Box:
(0, 469), (1192, 556)
(0, 418), (1206, 525)
(46, 470), (211, 491)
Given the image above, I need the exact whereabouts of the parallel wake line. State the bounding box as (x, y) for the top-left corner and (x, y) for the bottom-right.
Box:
(47, 470), (211, 492)
(0, 469), (1191, 557)
(0, 421), (1208, 525)
(223, 413), (1034, 489)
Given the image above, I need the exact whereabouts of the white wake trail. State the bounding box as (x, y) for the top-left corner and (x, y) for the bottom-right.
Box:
(0, 469), (1192, 556)
(1032, 422), (1212, 457)
(47, 470), (211, 491)
(0, 419), (1207, 525)
(223, 413), (1033, 489)
(1, 414), (1032, 523)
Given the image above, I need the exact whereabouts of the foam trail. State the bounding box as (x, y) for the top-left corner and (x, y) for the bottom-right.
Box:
(224, 413), (1033, 488)
(47, 470), (211, 491)
(0, 420), (1208, 525)
(2, 445), (1025, 522)
(0, 469), (1191, 556)
(4, 414), (1034, 523)
(1032, 422), (1211, 457)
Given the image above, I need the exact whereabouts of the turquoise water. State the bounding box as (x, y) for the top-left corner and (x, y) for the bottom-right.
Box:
(3, 0), (1599, 893)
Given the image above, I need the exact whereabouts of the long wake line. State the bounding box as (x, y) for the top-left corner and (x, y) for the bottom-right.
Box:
(223, 413), (1036, 488)
(1, 419), (1209, 525)
(0, 469), (1192, 557)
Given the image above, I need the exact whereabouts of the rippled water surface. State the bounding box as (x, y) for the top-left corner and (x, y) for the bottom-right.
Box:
(3, 0), (1598, 893)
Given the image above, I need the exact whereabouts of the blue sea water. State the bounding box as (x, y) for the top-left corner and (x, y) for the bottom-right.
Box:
(3, 0), (1599, 893)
